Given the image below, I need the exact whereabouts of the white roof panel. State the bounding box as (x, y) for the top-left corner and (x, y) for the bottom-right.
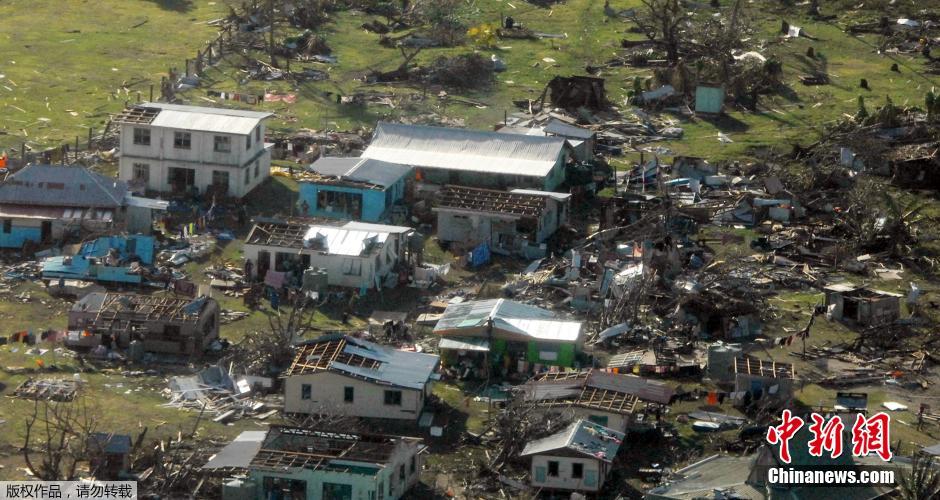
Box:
(362, 122), (567, 178)
(142, 102), (272, 135)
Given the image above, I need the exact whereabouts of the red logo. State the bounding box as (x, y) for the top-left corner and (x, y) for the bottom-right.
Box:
(767, 412), (892, 462)
(766, 409), (804, 463)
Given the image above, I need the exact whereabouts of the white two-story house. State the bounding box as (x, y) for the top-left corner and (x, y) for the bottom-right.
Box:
(115, 103), (273, 199)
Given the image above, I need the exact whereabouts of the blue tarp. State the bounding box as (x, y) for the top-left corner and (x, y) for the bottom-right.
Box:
(41, 235), (155, 283)
(469, 242), (490, 268)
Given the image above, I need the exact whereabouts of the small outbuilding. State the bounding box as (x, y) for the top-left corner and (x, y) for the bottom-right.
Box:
(297, 157), (412, 222)
(521, 419), (624, 493)
(824, 283), (901, 326)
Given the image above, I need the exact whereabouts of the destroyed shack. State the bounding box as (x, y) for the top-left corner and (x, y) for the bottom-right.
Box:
(283, 334), (439, 422)
(66, 292), (220, 358)
(41, 234), (156, 284)
(520, 419), (623, 493)
(115, 103), (273, 198)
(434, 299), (584, 376)
(733, 357), (795, 403)
(243, 219), (414, 293)
(361, 122), (571, 191)
(86, 432), (132, 480)
(824, 283), (901, 327)
(544, 75), (609, 111)
(433, 186), (570, 258)
(297, 157), (413, 223)
(0, 164), (164, 248)
(520, 370), (675, 431)
(209, 426), (424, 500)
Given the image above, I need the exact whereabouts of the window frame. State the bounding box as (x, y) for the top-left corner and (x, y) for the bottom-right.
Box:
(213, 135), (232, 153)
(344, 386), (354, 403)
(572, 462), (584, 479)
(383, 390), (402, 406)
(133, 128), (150, 146)
(173, 131), (191, 149)
(300, 383), (312, 400)
(547, 460), (559, 477)
(132, 163), (150, 182)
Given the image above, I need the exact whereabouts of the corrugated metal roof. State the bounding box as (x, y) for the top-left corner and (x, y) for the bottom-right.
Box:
(439, 337), (491, 352)
(362, 122), (567, 178)
(304, 225), (389, 256)
(544, 119), (595, 139)
(435, 298), (555, 331)
(303, 220), (411, 256)
(434, 298), (582, 342)
(308, 157), (412, 188)
(521, 419), (623, 462)
(501, 318), (582, 342)
(202, 431), (267, 470)
(142, 102), (272, 135)
(509, 188), (572, 201)
(0, 165), (127, 208)
(124, 195), (169, 210)
(293, 335), (439, 390)
(588, 371), (675, 404)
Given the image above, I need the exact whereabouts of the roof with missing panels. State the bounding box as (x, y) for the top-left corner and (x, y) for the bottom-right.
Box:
(116, 102), (272, 135)
(435, 185), (548, 217)
(521, 419), (624, 462)
(0, 165), (128, 208)
(246, 426), (422, 473)
(526, 369), (675, 405)
(286, 334), (439, 390)
(362, 122), (568, 178)
(245, 220), (412, 256)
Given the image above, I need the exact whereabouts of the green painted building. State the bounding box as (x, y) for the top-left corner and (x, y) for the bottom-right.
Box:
(434, 299), (584, 377)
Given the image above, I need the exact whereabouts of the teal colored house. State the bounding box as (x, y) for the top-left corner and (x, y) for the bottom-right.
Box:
(41, 235), (156, 284)
(297, 157), (412, 222)
(0, 164), (160, 249)
(434, 299), (584, 378)
(205, 426), (424, 500)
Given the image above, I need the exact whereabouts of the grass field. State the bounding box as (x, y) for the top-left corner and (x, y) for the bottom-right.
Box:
(0, 0), (226, 151)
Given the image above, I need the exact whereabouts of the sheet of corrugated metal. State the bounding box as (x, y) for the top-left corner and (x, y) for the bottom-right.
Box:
(362, 122), (566, 177)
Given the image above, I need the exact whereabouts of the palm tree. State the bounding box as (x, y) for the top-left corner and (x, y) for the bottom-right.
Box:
(898, 453), (940, 500)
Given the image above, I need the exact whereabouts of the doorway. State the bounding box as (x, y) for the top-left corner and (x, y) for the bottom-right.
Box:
(40, 221), (52, 242)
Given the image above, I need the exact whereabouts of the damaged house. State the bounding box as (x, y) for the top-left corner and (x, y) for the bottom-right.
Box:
(519, 369), (675, 432)
(297, 157), (413, 223)
(824, 283), (902, 326)
(361, 122), (571, 191)
(434, 298), (584, 376)
(433, 185), (570, 258)
(66, 292), (220, 358)
(207, 426), (424, 500)
(733, 357), (796, 403)
(115, 103), (273, 198)
(41, 234), (157, 284)
(283, 334), (439, 422)
(0, 164), (165, 248)
(242, 219), (414, 293)
(520, 419), (623, 494)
